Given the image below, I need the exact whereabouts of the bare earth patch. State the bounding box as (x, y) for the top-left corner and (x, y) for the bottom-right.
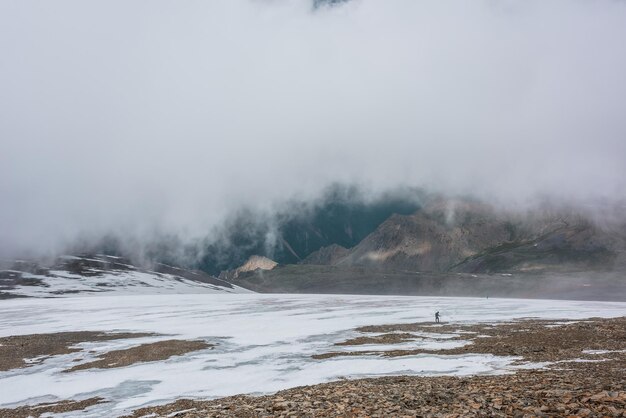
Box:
(314, 316), (626, 362)
(335, 332), (418, 346)
(0, 397), (104, 418)
(66, 339), (213, 372)
(123, 316), (625, 418)
(0, 333), (213, 417)
(0, 331), (154, 371)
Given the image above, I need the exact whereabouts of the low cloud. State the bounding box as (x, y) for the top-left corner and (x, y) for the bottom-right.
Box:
(1, 0), (626, 258)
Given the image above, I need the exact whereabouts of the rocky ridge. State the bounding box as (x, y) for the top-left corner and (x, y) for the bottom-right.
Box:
(306, 199), (625, 274)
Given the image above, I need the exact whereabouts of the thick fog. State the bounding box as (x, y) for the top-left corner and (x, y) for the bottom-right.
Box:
(1, 0), (626, 258)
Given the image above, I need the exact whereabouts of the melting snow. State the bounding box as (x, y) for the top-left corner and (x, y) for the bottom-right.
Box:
(4, 270), (249, 298)
(0, 294), (624, 417)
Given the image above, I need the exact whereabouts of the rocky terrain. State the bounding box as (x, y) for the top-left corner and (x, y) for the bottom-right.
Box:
(65, 339), (212, 372)
(121, 367), (626, 418)
(0, 331), (211, 375)
(0, 398), (105, 418)
(0, 254), (247, 298)
(1, 296), (623, 418)
(314, 316), (626, 361)
(120, 316), (626, 418)
(0, 331), (154, 371)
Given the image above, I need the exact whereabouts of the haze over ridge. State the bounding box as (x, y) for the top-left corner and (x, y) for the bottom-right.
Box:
(1, 0), (626, 259)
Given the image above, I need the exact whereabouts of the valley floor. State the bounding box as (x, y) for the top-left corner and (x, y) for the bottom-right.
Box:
(124, 354), (626, 417)
(124, 317), (626, 417)
(0, 295), (624, 417)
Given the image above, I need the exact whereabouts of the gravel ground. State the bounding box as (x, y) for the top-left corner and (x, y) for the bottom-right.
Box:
(66, 339), (212, 372)
(123, 360), (625, 417)
(315, 316), (626, 362)
(0, 398), (104, 418)
(2, 317), (624, 417)
(0, 331), (154, 371)
(124, 316), (625, 418)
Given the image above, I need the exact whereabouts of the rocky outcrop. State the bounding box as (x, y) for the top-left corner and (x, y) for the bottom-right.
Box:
(299, 244), (349, 265)
(219, 255), (277, 281)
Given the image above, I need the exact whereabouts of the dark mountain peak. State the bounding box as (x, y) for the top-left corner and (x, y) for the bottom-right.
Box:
(299, 244), (350, 266)
(312, 197), (624, 274)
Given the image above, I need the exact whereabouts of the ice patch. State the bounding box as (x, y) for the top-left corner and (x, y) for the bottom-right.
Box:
(582, 349), (626, 355)
(0, 294), (624, 417)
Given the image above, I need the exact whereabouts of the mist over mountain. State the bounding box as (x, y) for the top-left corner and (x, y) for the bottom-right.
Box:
(2, 0), (626, 266)
(203, 188), (626, 278)
(310, 197), (626, 273)
(3, 3), (626, 417)
(197, 185), (422, 274)
(220, 192), (626, 299)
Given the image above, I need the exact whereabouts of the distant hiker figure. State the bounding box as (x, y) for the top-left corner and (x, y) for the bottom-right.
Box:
(435, 311), (440, 323)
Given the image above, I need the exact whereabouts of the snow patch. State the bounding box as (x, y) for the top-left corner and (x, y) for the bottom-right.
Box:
(0, 294), (624, 417)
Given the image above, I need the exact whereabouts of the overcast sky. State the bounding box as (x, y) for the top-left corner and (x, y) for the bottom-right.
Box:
(1, 0), (626, 258)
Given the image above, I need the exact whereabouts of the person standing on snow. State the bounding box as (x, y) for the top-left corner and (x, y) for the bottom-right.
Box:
(435, 311), (440, 323)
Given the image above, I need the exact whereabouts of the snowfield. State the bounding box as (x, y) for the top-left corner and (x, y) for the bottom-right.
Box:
(0, 294), (625, 417)
(7, 268), (250, 297)
(0, 255), (250, 297)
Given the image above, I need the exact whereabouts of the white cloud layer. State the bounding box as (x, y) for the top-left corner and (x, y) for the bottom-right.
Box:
(1, 0), (626, 257)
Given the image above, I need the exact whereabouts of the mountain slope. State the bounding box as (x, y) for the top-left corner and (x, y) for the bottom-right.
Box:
(0, 254), (251, 298)
(197, 186), (422, 274)
(304, 199), (625, 274)
(299, 244), (350, 265)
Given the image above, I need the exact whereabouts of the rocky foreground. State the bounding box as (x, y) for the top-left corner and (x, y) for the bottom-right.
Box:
(124, 317), (625, 418)
(1, 317), (624, 417)
(124, 367), (625, 417)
